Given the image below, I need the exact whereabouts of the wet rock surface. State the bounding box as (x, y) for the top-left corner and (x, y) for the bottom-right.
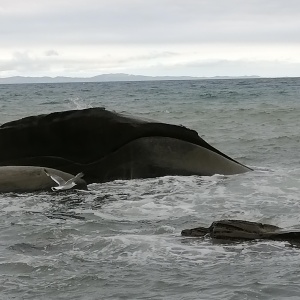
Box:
(182, 220), (300, 245)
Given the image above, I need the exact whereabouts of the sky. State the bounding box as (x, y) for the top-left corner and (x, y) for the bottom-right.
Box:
(1, 0), (300, 78)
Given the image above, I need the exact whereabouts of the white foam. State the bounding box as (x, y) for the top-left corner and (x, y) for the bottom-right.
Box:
(67, 97), (93, 110)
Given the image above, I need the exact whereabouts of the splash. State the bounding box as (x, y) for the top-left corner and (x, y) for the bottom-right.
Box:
(67, 97), (93, 110)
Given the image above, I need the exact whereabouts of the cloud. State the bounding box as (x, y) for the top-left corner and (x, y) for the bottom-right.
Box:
(45, 50), (59, 57)
(1, 0), (300, 77)
(167, 58), (300, 77)
(0, 52), (51, 75)
(1, 0), (300, 46)
(0, 49), (179, 76)
(1, 45), (300, 78)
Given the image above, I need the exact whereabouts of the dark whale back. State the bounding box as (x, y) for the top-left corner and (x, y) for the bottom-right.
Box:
(0, 108), (241, 163)
(0, 108), (251, 182)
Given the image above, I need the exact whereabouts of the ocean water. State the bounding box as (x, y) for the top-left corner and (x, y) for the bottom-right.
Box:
(0, 78), (300, 300)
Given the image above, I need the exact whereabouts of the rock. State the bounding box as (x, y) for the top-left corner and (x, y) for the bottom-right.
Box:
(181, 220), (300, 244)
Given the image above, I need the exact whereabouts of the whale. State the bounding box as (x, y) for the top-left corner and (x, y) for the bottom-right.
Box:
(0, 108), (252, 184)
(83, 136), (251, 182)
(0, 166), (87, 193)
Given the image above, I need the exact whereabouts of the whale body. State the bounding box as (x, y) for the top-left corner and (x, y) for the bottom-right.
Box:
(0, 108), (251, 184)
(0, 166), (87, 193)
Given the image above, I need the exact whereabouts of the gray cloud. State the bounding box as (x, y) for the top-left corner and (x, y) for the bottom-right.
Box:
(1, 0), (300, 77)
(168, 59), (300, 77)
(45, 50), (59, 57)
(1, 49), (299, 78)
(1, 0), (300, 46)
(0, 52), (52, 73)
(0, 50), (178, 74)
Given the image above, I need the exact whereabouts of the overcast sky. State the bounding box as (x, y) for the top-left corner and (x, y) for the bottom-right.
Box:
(1, 0), (300, 77)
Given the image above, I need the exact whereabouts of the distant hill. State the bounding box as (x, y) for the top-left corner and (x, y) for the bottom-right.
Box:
(0, 73), (260, 84)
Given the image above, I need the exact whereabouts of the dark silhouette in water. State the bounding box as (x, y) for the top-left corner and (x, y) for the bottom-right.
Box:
(0, 108), (251, 184)
(182, 220), (300, 246)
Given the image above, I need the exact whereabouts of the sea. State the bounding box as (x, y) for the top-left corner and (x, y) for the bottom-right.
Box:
(0, 78), (300, 300)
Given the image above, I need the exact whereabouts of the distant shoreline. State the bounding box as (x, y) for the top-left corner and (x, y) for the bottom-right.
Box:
(0, 73), (262, 85)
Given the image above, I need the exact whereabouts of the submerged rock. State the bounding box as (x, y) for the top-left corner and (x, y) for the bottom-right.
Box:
(0, 108), (251, 184)
(182, 220), (300, 245)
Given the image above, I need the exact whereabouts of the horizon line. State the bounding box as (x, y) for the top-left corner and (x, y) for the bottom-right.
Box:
(1, 73), (299, 85)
